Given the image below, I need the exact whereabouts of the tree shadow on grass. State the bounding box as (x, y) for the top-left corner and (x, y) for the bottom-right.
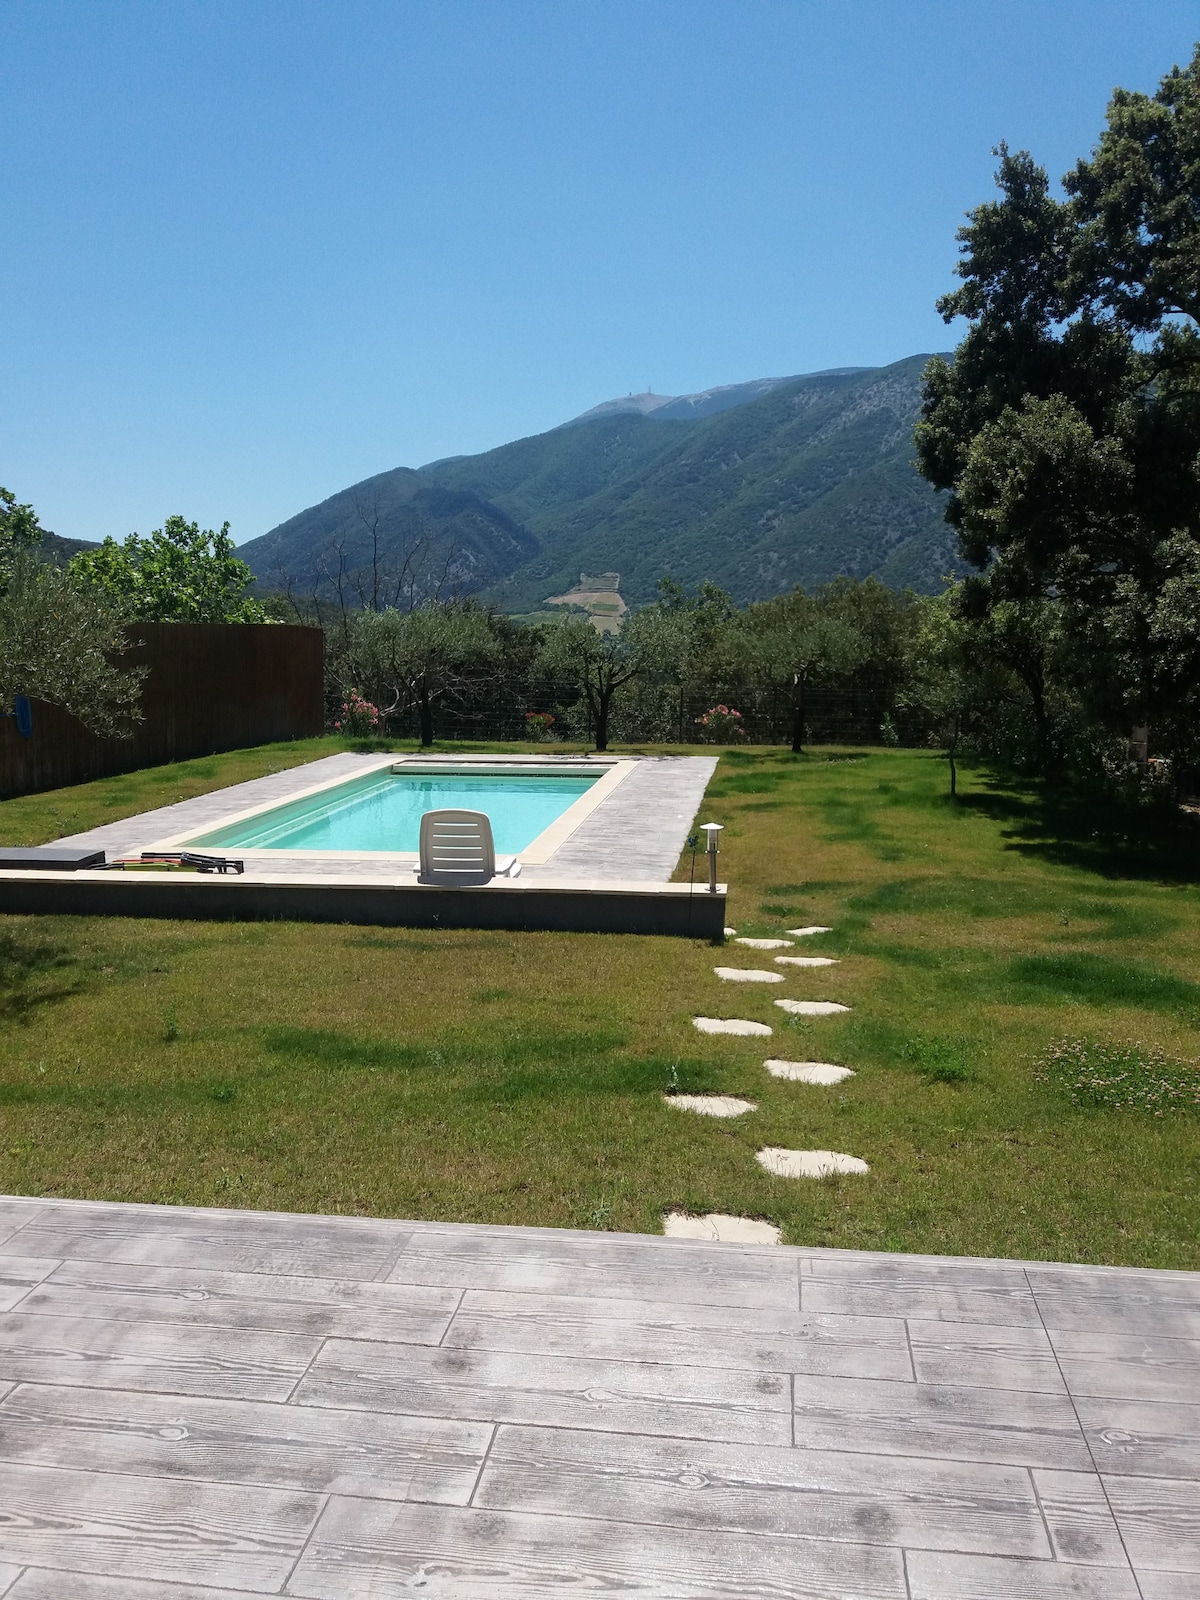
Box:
(259, 1023), (705, 1107)
(0, 932), (82, 1022)
(959, 773), (1200, 885)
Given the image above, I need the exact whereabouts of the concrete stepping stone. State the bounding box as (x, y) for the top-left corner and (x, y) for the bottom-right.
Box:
(663, 1093), (757, 1118)
(774, 998), (850, 1015)
(775, 955), (839, 967)
(692, 1017), (773, 1036)
(724, 926), (737, 936)
(765, 1059), (855, 1085)
(663, 1211), (781, 1244)
(734, 937), (793, 949)
(787, 926), (833, 937)
(714, 967), (785, 983)
(757, 1147), (869, 1178)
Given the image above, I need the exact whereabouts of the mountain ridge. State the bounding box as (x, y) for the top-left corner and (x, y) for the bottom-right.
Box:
(239, 354), (955, 610)
(564, 368), (875, 427)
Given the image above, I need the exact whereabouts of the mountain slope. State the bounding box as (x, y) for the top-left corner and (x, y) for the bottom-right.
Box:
(425, 355), (953, 608)
(243, 354), (955, 610)
(237, 467), (537, 602)
(39, 530), (98, 566)
(419, 413), (695, 522)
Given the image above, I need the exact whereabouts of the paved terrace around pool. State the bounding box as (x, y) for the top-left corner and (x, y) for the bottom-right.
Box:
(48, 752), (719, 884)
(4, 753), (725, 933)
(0, 1195), (1196, 1598)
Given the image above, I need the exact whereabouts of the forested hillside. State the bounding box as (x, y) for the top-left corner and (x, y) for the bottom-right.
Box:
(237, 469), (537, 608)
(241, 354), (954, 609)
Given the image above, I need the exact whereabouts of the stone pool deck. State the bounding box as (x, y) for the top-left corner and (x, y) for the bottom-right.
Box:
(0, 754), (725, 936)
(0, 1194), (1195, 1597)
(47, 752), (719, 884)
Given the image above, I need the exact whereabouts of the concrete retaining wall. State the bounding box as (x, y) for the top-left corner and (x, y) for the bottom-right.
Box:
(0, 871), (727, 939)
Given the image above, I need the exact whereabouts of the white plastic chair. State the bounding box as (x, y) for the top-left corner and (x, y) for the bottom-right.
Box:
(417, 809), (522, 886)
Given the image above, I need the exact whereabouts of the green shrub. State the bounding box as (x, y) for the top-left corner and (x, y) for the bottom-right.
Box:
(1035, 1038), (1200, 1115)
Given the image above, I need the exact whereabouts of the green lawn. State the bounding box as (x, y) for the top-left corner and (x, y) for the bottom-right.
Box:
(1, 738), (1198, 1268)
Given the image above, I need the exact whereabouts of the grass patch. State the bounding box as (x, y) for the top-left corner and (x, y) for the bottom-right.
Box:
(1006, 953), (1200, 1019)
(903, 1034), (974, 1084)
(0, 740), (1198, 1266)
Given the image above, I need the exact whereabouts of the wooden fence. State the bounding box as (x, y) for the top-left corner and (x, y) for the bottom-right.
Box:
(0, 623), (324, 800)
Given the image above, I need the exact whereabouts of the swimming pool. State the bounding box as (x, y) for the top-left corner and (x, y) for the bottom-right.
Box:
(180, 761), (619, 857)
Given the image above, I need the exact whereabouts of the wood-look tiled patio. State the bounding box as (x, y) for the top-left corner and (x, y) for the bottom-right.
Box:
(0, 1195), (1196, 1597)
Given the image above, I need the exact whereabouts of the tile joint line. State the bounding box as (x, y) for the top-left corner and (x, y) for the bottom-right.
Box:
(372, 1232), (416, 1283)
(1027, 1462), (1057, 1561)
(1023, 1265), (1147, 1599)
(278, 1488), (332, 1595)
(467, 1422), (501, 1507)
(437, 1288), (468, 1346)
(283, 1333), (331, 1406)
(0, 1202), (50, 1245)
(900, 1546), (914, 1600)
(2, 1279), (47, 1314)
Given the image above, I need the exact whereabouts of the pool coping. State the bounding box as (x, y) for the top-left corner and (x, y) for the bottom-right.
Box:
(151, 753), (638, 867)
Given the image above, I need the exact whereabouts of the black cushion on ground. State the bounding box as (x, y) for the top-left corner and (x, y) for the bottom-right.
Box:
(0, 847), (106, 871)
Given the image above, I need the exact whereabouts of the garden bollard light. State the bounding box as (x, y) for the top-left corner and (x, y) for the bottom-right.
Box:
(700, 822), (723, 893)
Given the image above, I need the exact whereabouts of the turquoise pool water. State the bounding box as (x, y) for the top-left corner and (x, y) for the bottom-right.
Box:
(187, 767), (600, 854)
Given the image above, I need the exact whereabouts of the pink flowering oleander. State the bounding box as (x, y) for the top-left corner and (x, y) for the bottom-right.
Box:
(336, 691), (382, 736)
(695, 704), (746, 742)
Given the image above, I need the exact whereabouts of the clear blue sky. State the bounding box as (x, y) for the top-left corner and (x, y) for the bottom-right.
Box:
(3, 0), (1197, 547)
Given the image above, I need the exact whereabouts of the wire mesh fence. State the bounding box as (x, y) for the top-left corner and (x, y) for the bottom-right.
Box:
(364, 681), (924, 747)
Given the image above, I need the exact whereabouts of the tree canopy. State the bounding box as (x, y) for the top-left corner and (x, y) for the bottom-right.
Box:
(743, 588), (863, 752)
(536, 607), (685, 753)
(1, 487), (143, 735)
(70, 516), (268, 624)
(343, 602), (503, 747)
(915, 45), (1200, 763)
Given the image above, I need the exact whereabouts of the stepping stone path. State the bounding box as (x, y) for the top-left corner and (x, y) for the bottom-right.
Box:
(757, 1147), (870, 1178)
(714, 966), (784, 983)
(764, 1059), (855, 1085)
(663, 1094), (757, 1118)
(692, 1017), (773, 1036)
(673, 922), (868, 1243)
(664, 1211), (781, 1244)
(774, 998), (850, 1015)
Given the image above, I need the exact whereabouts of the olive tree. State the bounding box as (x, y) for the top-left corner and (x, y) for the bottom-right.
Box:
(347, 601), (501, 746)
(1, 490), (143, 735)
(537, 607), (687, 753)
(743, 588), (862, 753)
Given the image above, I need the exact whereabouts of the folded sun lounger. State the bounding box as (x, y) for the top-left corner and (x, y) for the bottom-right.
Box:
(417, 809), (521, 887)
(138, 851), (245, 875)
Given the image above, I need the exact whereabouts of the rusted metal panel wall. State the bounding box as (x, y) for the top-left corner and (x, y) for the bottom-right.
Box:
(0, 623), (324, 799)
